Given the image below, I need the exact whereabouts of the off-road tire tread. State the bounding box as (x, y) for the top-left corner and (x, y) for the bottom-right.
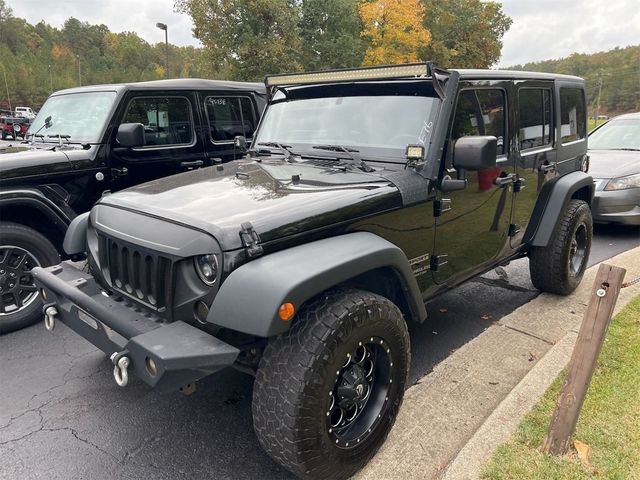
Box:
(252, 289), (409, 480)
(529, 199), (592, 295)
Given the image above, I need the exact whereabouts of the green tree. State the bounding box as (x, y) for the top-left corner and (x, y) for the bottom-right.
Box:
(420, 0), (512, 68)
(176, 0), (303, 80)
(299, 0), (365, 70)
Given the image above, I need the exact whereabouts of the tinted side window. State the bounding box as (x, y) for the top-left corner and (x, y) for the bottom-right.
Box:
(518, 88), (553, 150)
(559, 88), (586, 144)
(123, 97), (193, 146)
(452, 89), (506, 155)
(205, 97), (256, 142)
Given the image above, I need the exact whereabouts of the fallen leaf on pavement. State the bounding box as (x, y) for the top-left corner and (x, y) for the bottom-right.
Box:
(439, 308), (448, 313)
(574, 439), (592, 469)
(528, 352), (537, 362)
(481, 314), (492, 321)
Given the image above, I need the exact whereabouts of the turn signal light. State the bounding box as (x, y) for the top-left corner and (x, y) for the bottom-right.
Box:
(278, 302), (296, 321)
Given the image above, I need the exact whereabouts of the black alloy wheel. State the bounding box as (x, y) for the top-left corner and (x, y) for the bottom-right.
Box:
(568, 223), (588, 276)
(0, 246), (41, 314)
(0, 223), (59, 333)
(327, 337), (393, 448)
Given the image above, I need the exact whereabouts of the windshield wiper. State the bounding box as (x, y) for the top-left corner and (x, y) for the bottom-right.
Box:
(312, 144), (374, 172)
(617, 148), (640, 151)
(252, 142), (297, 158)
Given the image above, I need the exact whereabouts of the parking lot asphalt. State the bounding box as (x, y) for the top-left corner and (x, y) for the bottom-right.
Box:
(1, 207), (638, 479)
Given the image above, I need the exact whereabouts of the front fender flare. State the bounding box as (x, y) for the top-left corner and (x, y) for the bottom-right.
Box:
(0, 187), (75, 232)
(208, 232), (426, 337)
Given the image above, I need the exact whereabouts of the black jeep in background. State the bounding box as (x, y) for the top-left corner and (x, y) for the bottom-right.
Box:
(34, 64), (593, 479)
(0, 79), (266, 332)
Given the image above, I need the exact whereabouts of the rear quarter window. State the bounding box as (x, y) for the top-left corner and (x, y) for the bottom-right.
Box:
(559, 87), (586, 144)
(518, 88), (553, 149)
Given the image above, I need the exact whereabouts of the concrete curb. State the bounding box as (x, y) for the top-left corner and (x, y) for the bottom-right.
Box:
(357, 246), (640, 480)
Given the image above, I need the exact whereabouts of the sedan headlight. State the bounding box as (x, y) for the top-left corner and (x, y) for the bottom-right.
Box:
(194, 254), (219, 286)
(604, 173), (640, 191)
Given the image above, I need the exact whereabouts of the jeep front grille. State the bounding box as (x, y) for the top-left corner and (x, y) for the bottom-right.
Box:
(98, 235), (172, 311)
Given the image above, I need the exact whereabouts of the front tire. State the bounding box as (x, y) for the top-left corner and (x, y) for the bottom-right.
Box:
(252, 289), (410, 479)
(0, 222), (60, 333)
(529, 199), (592, 295)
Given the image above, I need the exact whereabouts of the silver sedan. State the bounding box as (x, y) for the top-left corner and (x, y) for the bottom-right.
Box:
(588, 112), (640, 225)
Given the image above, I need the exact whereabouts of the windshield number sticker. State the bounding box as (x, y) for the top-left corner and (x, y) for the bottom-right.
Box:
(208, 98), (227, 106)
(418, 121), (433, 146)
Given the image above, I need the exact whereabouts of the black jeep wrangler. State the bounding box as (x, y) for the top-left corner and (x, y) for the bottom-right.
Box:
(0, 79), (266, 332)
(33, 64), (593, 479)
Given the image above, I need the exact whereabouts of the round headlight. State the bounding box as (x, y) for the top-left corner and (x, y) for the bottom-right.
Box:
(194, 254), (219, 286)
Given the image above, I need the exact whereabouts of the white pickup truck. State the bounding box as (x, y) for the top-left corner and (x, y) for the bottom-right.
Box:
(14, 106), (36, 120)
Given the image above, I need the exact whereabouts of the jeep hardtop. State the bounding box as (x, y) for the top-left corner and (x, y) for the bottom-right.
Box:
(33, 63), (593, 479)
(0, 78), (266, 332)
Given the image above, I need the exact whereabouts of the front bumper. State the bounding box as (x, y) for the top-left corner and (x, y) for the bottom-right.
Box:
(592, 188), (640, 225)
(32, 263), (239, 392)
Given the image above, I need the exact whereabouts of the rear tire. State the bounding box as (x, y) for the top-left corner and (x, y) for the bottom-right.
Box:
(0, 223), (60, 334)
(252, 289), (410, 479)
(529, 199), (592, 295)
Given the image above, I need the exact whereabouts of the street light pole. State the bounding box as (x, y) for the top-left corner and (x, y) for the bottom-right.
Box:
(76, 55), (81, 86)
(156, 22), (169, 78)
(0, 63), (11, 113)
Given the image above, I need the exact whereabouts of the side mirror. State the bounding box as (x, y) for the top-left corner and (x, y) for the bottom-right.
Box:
(452, 136), (498, 171)
(44, 116), (52, 129)
(116, 123), (145, 148)
(234, 135), (248, 153)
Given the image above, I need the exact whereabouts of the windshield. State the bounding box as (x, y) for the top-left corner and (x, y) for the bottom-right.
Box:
(255, 85), (440, 161)
(28, 91), (117, 143)
(589, 118), (640, 150)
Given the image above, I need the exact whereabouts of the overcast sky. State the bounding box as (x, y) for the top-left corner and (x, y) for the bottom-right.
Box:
(11, 0), (640, 67)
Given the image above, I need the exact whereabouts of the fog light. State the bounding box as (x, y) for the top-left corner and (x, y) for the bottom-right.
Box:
(145, 357), (158, 377)
(194, 300), (209, 324)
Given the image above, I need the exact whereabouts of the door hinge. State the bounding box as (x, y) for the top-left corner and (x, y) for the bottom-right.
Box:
(508, 223), (521, 237)
(434, 198), (452, 217)
(240, 222), (263, 258)
(430, 254), (448, 271)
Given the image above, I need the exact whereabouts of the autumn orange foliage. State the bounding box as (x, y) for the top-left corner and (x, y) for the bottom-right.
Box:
(360, 0), (431, 66)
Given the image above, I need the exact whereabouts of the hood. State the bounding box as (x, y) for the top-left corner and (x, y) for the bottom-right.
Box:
(98, 160), (402, 251)
(588, 149), (640, 179)
(0, 145), (72, 180)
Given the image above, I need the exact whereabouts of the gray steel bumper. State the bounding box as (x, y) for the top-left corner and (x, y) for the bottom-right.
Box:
(32, 263), (239, 392)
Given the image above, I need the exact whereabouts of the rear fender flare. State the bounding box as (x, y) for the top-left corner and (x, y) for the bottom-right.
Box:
(523, 171), (594, 247)
(208, 232), (427, 337)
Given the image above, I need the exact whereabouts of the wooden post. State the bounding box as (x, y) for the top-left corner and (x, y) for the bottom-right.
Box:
(543, 263), (626, 455)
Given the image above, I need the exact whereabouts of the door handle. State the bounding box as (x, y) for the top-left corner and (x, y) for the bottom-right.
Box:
(180, 160), (204, 168)
(539, 163), (556, 173)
